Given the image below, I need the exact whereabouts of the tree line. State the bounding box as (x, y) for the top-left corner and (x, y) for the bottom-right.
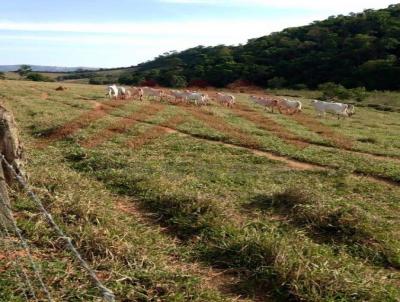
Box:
(115, 4), (400, 91)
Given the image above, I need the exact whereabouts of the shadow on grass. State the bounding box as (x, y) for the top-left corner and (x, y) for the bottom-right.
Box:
(246, 189), (398, 269)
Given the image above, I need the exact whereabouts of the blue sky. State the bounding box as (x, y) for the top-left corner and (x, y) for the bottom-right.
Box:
(0, 0), (396, 68)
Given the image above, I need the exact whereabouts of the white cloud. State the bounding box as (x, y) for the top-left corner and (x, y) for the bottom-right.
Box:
(0, 1), (395, 67)
(0, 15), (320, 39)
(159, 0), (396, 12)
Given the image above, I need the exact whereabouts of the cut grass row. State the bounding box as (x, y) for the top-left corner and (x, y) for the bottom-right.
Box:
(61, 130), (400, 301)
(0, 145), (230, 301)
(2, 81), (400, 301)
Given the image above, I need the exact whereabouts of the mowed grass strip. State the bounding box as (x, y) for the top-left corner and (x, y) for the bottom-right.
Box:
(251, 186), (400, 269)
(64, 132), (400, 301)
(2, 81), (400, 300)
(291, 113), (354, 149)
(180, 106), (261, 149)
(0, 145), (229, 301)
(126, 115), (186, 149)
(232, 103), (309, 149)
(82, 102), (166, 148)
(40, 98), (132, 142)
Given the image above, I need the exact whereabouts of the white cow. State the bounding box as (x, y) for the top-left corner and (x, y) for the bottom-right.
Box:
(143, 87), (164, 101)
(216, 92), (235, 107)
(118, 86), (127, 99)
(249, 95), (279, 113)
(347, 104), (356, 116)
(106, 85), (118, 100)
(278, 98), (302, 115)
(129, 87), (144, 101)
(186, 92), (209, 106)
(311, 100), (351, 119)
(170, 90), (190, 102)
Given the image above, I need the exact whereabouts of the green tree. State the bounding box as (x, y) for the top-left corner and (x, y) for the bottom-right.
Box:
(17, 65), (32, 77)
(26, 73), (54, 82)
(121, 4), (400, 91)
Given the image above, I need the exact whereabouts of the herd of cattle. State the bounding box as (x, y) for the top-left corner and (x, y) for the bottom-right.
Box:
(106, 84), (356, 118)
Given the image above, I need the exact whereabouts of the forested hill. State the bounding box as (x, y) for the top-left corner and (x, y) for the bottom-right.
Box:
(119, 4), (400, 90)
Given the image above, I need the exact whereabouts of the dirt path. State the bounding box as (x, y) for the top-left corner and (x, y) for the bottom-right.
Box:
(106, 113), (398, 186)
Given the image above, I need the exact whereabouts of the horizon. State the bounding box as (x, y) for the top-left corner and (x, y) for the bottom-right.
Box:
(0, 0), (397, 68)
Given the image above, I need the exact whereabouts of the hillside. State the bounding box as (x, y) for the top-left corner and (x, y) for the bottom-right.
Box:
(111, 4), (400, 90)
(1, 80), (400, 301)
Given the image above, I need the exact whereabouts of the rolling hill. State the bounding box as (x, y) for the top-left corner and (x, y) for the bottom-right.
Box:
(107, 4), (400, 90)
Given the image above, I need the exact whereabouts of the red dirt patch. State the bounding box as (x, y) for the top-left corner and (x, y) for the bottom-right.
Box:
(126, 115), (185, 150)
(232, 104), (309, 149)
(292, 114), (354, 149)
(41, 99), (131, 143)
(82, 103), (166, 148)
(182, 107), (262, 149)
(0, 250), (28, 261)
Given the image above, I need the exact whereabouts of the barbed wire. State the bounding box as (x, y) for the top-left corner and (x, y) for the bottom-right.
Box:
(0, 154), (116, 302)
(0, 219), (36, 301)
(0, 192), (53, 301)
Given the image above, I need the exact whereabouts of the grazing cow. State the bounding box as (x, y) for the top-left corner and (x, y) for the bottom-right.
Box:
(311, 100), (350, 119)
(129, 87), (144, 101)
(347, 104), (356, 116)
(186, 92), (209, 106)
(106, 85), (118, 100)
(143, 87), (164, 101)
(170, 90), (190, 102)
(278, 98), (302, 115)
(216, 92), (235, 107)
(117, 86), (127, 99)
(249, 95), (279, 113)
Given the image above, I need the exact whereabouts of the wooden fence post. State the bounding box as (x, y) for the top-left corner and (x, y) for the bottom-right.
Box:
(0, 106), (24, 228)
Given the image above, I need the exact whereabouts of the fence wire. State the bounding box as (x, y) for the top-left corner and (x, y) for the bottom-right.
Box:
(0, 191), (53, 301)
(0, 154), (115, 302)
(0, 219), (36, 301)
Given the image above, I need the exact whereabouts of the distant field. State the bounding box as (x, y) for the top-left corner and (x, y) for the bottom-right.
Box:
(0, 80), (399, 301)
(4, 71), (68, 80)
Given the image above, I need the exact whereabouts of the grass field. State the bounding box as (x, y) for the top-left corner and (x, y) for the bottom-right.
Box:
(0, 80), (399, 301)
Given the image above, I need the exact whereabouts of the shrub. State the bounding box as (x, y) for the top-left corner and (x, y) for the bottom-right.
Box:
(318, 82), (351, 100)
(292, 83), (308, 90)
(267, 77), (287, 89)
(0, 72), (5, 80)
(170, 75), (187, 88)
(318, 82), (369, 101)
(26, 72), (54, 82)
(348, 87), (368, 102)
(118, 73), (135, 85)
(89, 77), (104, 85)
